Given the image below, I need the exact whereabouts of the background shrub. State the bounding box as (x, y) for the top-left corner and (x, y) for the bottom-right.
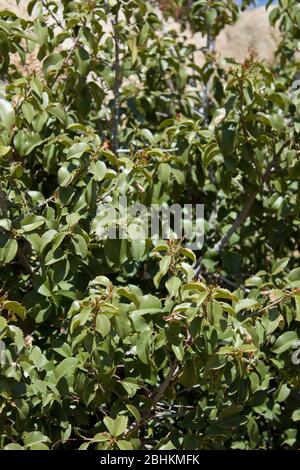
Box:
(0, 0), (299, 450)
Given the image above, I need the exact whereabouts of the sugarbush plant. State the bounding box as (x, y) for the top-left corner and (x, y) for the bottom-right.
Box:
(0, 0), (299, 450)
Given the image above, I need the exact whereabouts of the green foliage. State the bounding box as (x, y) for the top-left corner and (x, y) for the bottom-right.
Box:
(0, 0), (299, 450)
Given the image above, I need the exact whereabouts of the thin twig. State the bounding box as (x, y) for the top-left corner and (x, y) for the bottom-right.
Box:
(124, 360), (180, 438)
(116, 147), (178, 153)
(51, 27), (83, 85)
(213, 190), (257, 254)
(195, 139), (289, 280)
(0, 180), (7, 216)
(214, 140), (288, 254)
(152, 363), (179, 406)
(203, 24), (215, 125)
(42, 0), (64, 30)
(194, 140), (289, 279)
(21, 195), (56, 218)
(111, 7), (121, 153)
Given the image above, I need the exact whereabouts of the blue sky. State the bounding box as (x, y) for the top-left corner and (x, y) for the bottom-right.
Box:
(236, 0), (270, 5)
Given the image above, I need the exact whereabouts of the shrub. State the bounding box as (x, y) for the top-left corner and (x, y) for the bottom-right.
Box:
(0, 0), (299, 450)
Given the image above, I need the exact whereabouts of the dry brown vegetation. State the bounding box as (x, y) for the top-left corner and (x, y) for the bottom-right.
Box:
(216, 6), (279, 64)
